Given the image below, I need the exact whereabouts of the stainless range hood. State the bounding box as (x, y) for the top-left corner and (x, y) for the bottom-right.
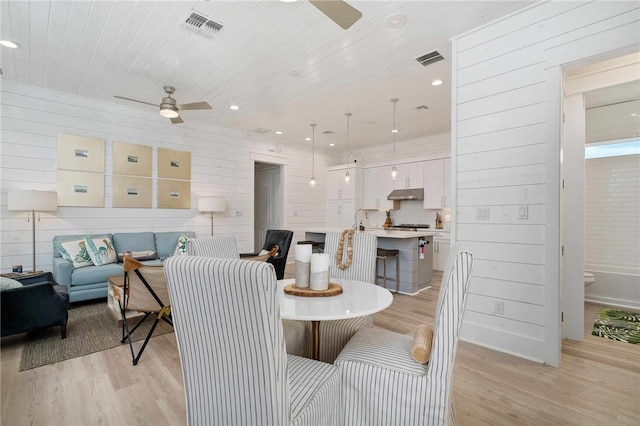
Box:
(387, 188), (424, 201)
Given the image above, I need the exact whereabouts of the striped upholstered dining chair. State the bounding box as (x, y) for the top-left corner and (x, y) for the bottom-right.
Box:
(164, 256), (340, 426)
(334, 243), (474, 426)
(184, 235), (309, 358)
(318, 231), (378, 363)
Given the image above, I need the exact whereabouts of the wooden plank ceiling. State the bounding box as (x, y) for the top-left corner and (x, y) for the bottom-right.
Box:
(0, 0), (534, 150)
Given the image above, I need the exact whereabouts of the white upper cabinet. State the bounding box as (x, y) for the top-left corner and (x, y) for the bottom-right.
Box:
(423, 158), (451, 209)
(393, 162), (424, 189)
(327, 165), (357, 200)
(363, 166), (394, 210)
(326, 164), (363, 227)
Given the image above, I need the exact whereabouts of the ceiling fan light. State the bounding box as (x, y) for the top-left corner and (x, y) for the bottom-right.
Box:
(160, 105), (179, 118)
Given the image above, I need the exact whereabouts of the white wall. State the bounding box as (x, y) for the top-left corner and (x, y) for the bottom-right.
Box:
(585, 154), (640, 309)
(451, 1), (639, 364)
(0, 81), (337, 273)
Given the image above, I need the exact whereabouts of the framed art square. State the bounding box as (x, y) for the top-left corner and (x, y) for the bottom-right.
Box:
(158, 148), (191, 180)
(57, 170), (105, 207)
(57, 133), (105, 172)
(112, 141), (152, 177)
(157, 179), (191, 209)
(112, 175), (152, 208)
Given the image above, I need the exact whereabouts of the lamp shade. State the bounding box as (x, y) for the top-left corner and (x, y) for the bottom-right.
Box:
(8, 190), (58, 211)
(198, 197), (225, 213)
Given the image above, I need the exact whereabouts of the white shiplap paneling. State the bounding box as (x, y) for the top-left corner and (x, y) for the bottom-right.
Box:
(452, 0), (640, 365)
(0, 80), (337, 272)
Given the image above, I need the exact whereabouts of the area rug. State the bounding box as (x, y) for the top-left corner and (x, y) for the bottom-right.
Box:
(19, 302), (173, 371)
(592, 308), (640, 345)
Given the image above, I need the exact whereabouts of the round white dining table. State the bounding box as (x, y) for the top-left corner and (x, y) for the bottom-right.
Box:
(277, 278), (393, 360)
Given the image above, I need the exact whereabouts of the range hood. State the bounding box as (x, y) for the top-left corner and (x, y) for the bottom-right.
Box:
(387, 188), (424, 201)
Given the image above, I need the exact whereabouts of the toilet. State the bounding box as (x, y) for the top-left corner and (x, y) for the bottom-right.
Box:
(584, 272), (596, 287)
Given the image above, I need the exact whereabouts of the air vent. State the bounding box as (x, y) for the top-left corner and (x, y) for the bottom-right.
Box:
(251, 128), (271, 134)
(413, 105), (429, 111)
(415, 50), (444, 67)
(182, 11), (223, 38)
(322, 131), (334, 134)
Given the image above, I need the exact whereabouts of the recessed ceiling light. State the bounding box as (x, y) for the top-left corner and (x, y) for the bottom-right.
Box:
(391, 129), (399, 133)
(0, 40), (20, 49)
(275, 131), (283, 135)
(280, 0), (297, 2)
(305, 137), (311, 141)
(329, 143), (335, 147)
(432, 79), (443, 86)
(631, 113), (637, 117)
(230, 105), (239, 110)
(386, 15), (407, 28)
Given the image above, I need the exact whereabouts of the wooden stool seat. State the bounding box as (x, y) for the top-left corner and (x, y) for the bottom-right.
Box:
(376, 248), (399, 293)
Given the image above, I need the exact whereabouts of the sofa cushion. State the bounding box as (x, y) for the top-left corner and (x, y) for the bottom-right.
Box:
(53, 233), (113, 258)
(70, 263), (124, 286)
(54, 239), (93, 268)
(155, 231), (196, 259)
(113, 232), (156, 256)
(85, 236), (118, 266)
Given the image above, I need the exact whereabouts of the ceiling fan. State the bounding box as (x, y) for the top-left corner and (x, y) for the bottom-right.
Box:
(114, 86), (212, 124)
(308, 0), (362, 30)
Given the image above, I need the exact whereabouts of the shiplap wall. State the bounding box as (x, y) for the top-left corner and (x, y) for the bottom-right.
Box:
(0, 81), (337, 273)
(452, 1), (640, 364)
(585, 154), (640, 308)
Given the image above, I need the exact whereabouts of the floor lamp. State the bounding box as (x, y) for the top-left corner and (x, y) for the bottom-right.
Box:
(198, 197), (225, 236)
(8, 189), (58, 273)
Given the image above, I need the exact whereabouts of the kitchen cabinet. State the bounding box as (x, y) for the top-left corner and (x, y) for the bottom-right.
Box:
(326, 164), (362, 227)
(423, 158), (451, 209)
(433, 233), (451, 271)
(393, 162), (424, 189)
(363, 166), (394, 210)
(327, 199), (355, 229)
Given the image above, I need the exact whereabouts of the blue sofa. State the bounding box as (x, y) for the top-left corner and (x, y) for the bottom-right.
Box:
(52, 231), (195, 302)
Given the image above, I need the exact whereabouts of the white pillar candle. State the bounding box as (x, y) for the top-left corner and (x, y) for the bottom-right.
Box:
(294, 244), (313, 288)
(310, 253), (330, 291)
(295, 244), (312, 263)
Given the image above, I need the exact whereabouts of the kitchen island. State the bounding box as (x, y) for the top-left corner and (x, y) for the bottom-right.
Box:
(304, 228), (441, 294)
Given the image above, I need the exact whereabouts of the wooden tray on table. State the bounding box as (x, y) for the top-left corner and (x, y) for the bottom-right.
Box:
(284, 283), (343, 297)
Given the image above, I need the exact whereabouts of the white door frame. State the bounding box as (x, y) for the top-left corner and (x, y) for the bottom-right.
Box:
(249, 152), (288, 253)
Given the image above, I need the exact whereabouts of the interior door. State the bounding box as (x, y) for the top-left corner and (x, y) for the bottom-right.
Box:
(254, 163), (283, 251)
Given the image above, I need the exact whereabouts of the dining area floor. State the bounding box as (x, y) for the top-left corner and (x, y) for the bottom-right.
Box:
(1, 267), (639, 425)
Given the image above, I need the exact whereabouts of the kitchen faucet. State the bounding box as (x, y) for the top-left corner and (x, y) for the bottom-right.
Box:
(354, 209), (367, 229)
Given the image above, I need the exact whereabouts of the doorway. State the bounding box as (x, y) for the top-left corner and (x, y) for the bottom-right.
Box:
(561, 53), (640, 341)
(253, 161), (284, 252)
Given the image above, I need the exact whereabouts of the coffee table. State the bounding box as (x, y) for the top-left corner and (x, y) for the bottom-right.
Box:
(277, 278), (393, 360)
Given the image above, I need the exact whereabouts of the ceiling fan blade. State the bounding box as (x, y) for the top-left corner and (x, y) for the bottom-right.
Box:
(113, 95), (158, 107)
(309, 0), (362, 30)
(179, 101), (212, 111)
(170, 115), (184, 124)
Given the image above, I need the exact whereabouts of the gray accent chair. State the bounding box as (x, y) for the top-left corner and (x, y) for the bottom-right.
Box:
(185, 235), (309, 358)
(334, 244), (474, 425)
(165, 256), (340, 425)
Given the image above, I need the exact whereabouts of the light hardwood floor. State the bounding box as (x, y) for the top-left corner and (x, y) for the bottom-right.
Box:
(2, 270), (639, 425)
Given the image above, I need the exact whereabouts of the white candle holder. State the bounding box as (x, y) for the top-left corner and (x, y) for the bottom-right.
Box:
(295, 244), (312, 288)
(310, 253), (330, 291)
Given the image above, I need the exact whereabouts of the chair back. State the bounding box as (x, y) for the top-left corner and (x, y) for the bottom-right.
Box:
(324, 231), (377, 283)
(185, 235), (239, 259)
(164, 256), (289, 426)
(426, 243), (474, 424)
(122, 256), (169, 312)
(263, 229), (293, 260)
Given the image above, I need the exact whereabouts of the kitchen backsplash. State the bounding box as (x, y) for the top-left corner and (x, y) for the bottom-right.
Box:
(359, 200), (449, 229)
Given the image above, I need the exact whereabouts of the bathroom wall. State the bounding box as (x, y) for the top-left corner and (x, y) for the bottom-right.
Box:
(584, 153), (640, 309)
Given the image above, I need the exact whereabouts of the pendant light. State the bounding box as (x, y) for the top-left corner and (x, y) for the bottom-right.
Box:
(309, 123), (316, 186)
(344, 112), (352, 183)
(391, 98), (399, 179)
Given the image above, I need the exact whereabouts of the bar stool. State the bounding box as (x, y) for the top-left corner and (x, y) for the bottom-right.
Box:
(376, 248), (399, 293)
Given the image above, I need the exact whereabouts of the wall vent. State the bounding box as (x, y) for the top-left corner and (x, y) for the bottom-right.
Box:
(415, 50), (444, 67)
(413, 105), (429, 111)
(251, 128), (271, 134)
(182, 11), (223, 38)
(322, 130), (334, 134)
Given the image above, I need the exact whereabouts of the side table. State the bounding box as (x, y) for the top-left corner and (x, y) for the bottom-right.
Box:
(1, 270), (50, 284)
(107, 275), (146, 327)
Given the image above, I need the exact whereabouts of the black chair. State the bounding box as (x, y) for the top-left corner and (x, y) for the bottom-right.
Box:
(241, 230), (293, 280)
(1, 272), (69, 339)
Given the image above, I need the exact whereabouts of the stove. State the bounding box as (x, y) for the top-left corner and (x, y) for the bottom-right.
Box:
(389, 224), (431, 231)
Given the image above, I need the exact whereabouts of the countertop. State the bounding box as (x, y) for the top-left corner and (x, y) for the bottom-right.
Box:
(305, 227), (442, 239)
